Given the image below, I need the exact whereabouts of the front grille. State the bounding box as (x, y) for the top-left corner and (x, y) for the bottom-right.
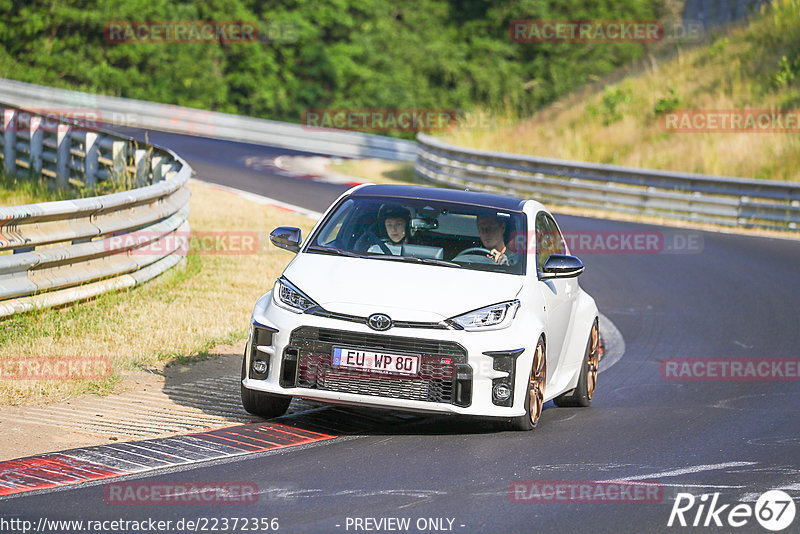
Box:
(286, 326), (470, 405)
(305, 307), (449, 330)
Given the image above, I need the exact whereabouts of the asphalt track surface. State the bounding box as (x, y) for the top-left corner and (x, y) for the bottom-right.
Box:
(3, 129), (799, 533)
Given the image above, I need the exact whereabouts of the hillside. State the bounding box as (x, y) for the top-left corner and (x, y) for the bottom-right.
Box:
(0, 0), (668, 135)
(443, 0), (800, 181)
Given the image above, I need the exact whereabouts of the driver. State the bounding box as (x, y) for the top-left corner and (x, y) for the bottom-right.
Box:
(476, 214), (517, 265)
(368, 204), (411, 255)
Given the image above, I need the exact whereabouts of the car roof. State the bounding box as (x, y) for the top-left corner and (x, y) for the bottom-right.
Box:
(349, 184), (528, 211)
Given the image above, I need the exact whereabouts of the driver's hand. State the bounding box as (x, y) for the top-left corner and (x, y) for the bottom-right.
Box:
(489, 249), (509, 265)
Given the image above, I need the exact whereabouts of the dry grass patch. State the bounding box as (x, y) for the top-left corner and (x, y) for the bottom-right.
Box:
(329, 158), (417, 185)
(444, 2), (800, 182)
(0, 181), (314, 406)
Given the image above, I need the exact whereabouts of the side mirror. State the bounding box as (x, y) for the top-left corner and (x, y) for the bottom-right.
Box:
(540, 254), (584, 279)
(270, 227), (302, 253)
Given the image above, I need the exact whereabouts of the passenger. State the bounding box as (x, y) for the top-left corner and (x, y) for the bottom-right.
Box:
(368, 205), (412, 255)
(476, 214), (517, 265)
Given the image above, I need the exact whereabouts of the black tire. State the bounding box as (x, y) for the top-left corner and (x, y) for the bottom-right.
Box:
(509, 338), (546, 431)
(240, 351), (292, 418)
(553, 318), (599, 408)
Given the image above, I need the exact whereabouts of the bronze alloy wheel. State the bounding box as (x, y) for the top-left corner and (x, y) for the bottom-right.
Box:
(553, 319), (598, 409)
(587, 321), (599, 400)
(510, 339), (547, 431)
(529, 342), (546, 426)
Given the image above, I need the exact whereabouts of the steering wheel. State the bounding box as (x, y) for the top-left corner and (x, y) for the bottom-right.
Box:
(452, 247), (495, 263)
(457, 247), (493, 256)
(354, 229), (393, 255)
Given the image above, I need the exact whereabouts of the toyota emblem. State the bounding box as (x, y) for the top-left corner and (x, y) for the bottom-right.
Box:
(367, 313), (392, 331)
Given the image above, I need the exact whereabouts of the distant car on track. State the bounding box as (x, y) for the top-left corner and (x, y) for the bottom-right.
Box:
(241, 184), (599, 430)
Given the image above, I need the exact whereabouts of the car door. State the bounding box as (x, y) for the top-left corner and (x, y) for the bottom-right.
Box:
(534, 212), (577, 386)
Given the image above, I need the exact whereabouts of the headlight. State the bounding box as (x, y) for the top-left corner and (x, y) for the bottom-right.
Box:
(273, 277), (318, 313)
(447, 300), (520, 331)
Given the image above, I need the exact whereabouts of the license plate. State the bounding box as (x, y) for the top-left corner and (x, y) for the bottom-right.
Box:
(332, 347), (419, 376)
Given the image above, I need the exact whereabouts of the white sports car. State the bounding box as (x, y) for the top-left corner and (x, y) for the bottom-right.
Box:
(241, 184), (599, 430)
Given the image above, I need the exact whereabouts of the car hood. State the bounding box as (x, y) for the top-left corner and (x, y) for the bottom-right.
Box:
(282, 252), (523, 322)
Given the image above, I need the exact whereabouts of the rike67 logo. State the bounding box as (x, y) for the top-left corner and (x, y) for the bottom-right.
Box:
(668, 490), (796, 531)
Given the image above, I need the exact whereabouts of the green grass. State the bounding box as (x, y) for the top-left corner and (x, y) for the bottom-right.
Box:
(0, 162), (157, 206)
(0, 173), (74, 205)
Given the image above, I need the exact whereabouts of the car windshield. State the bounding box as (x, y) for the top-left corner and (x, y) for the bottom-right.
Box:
(308, 196), (527, 275)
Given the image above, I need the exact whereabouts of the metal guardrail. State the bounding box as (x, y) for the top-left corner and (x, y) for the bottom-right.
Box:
(0, 106), (191, 317)
(415, 134), (800, 231)
(0, 78), (417, 162)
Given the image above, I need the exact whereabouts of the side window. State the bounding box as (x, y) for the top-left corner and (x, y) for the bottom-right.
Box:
(316, 199), (354, 246)
(547, 215), (566, 257)
(535, 212), (565, 272)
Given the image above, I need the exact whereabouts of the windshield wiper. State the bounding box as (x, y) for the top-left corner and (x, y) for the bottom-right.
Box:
(306, 245), (364, 258)
(375, 255), (461, 268)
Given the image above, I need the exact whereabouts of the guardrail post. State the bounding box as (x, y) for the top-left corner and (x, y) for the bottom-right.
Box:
(56, 123), (71, 188)
(84, 131), (98, 187)
(151, 154), (164, 182)
(135, 148), (149, 187)
(3, 109), (16, 175)
(29, 115), (43, 175)
(111, 139), (127, 186)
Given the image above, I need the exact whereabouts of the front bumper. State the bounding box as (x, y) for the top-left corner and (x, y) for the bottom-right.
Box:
(243, 291), (535, 418)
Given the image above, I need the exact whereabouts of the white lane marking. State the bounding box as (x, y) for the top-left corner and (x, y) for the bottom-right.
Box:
(733, 340), (753, 348)
(712, 391), (800, 410)
(554, 414), (578, 422)
(654, 483), (745, 489)
(741, 483), (800, 502)
(600, 461), (757, 482)
(256, 487), (445, 500)
(529, 462), (636, 471)
(598, 312), (625, 373)
(189, 178), (322, 219)
(601, 305), (663, 316)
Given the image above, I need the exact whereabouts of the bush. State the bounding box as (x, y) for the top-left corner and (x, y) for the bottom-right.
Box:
(654, 88), (681, 115)
(774, 54), (800, 87)
(597, 84), (633, 125)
